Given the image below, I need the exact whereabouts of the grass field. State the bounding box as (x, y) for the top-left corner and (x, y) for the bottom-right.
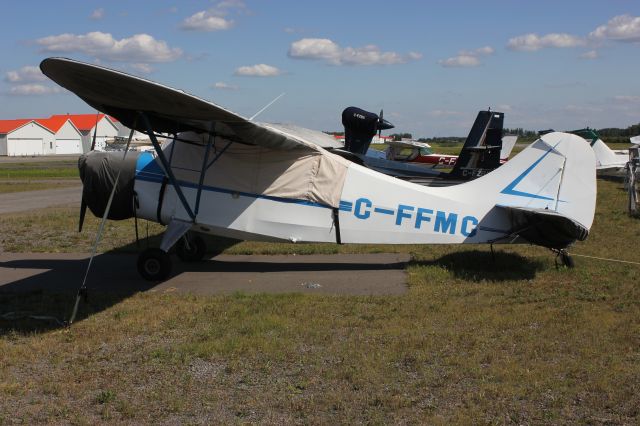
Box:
(0, 160), (79, 193)
(1, 163), (639, 423)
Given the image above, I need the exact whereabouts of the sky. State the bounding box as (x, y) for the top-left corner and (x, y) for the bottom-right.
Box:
(1, 0), (640, 137)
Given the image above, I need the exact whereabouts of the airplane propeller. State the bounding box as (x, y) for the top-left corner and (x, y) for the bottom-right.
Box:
(78, 199), (87, 233)
(377, 109), (394, 138)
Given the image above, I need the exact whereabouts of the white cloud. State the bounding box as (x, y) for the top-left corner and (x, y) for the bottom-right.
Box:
(35, 32), (182, 63)
(130, 63), (153, 74)
(580, 50), (599, 60)
(213, 81), (239, 90)
(8, 84), (61, 96)
(5, 66), (47, 83)
(459, 46), (495, 56)
(507, 33), (585, 51)
(438, 55), (480, 68)
(590, 14), (640, 42)
(90, 8), (105, 20)
(288, 38), (421, 66)
(438, 46), (493, 68)
(180, 0), (246, 32)
(234, 64), (282, 77)
(180, 11), (233, 31)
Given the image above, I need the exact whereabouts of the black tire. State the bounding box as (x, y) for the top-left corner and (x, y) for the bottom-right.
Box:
(137, 248), (171, 281)
(561, 252), (575, 268)
(176, 235), (206, 262)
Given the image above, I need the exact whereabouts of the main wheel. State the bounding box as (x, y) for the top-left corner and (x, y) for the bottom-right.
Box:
(176, 235), (206, 262)
(137, 248), (172, 281)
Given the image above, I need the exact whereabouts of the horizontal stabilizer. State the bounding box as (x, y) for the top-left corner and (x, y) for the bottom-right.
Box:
(496, 205), (589, 249)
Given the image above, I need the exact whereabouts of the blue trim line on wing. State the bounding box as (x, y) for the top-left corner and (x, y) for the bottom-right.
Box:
(500, 143), (560, 202)
(136, 174), (330, 209)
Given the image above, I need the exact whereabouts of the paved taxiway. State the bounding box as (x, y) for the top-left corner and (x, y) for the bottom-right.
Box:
(0, 186), (81, 214)
(0, 253), (408, 295)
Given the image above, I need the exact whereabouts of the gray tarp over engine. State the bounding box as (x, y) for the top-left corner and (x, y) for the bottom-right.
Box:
(78, 151), (140, 220)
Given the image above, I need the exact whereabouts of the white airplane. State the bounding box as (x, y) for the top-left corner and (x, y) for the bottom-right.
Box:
(567, 128), (629, 173)
(40, 57), (597, 282)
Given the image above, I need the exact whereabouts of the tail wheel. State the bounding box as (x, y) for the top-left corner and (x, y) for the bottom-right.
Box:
(137, 248), (171, 281)
(561, 252), (575, 268)
(176, 235), (206, 262)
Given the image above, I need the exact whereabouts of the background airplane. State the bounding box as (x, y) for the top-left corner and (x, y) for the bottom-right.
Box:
(540, 128), (629, 174)
(335, 108), (516, 183)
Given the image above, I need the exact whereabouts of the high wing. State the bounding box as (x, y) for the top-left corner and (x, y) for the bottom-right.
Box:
(39, 57), (342, 151)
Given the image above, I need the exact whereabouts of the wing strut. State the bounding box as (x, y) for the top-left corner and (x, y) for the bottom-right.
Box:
(140, 112), (196, 221)
(195, 124), (215, 216)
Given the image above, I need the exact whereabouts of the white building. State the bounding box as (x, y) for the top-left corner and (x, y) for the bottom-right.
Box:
(36, 116), (83, 154)
(0, 113), (139, 156)
(50, 114), (120, 152)
(0, 119), (55, 156)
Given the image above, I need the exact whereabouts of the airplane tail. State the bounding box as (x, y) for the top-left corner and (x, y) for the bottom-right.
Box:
(341, 107), (394, 154)
(500, 135), (518, 161)
(450, 110), (504, 179)
(569, 128), (628, 170)
(457, 131), (597, 248)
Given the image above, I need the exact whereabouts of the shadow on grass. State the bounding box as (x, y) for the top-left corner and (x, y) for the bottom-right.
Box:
(0, 234), (242, 335)
(412, 249), (546, 282)
(0, 236), (409, 335)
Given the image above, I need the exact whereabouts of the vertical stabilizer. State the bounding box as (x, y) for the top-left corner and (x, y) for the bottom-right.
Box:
(450, 110), (504, 179)
(342, 107), (394, 154)
(569, 128), (628, 170)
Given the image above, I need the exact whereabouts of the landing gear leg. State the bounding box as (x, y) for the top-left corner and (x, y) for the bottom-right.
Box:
(176, 233), (207, 262)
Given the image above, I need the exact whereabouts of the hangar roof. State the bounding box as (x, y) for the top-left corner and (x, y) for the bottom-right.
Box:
(49, 114), (107, 132)
(35, 116), (74, 133)
(0, 114), (119, 134)
(0, 119), (32, 134)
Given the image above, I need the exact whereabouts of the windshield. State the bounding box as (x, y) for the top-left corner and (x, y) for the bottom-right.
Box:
(419, 147), (433, 156)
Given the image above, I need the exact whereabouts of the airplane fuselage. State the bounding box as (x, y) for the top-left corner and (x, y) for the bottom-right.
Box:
(131, 134), (591, 249)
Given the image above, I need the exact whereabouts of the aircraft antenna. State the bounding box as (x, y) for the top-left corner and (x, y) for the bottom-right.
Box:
(249, 92), (286, 121)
